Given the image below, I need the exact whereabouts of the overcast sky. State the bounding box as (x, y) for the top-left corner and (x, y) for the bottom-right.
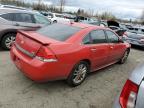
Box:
(25, 0), (144, 20)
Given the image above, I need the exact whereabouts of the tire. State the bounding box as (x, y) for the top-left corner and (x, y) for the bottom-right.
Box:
(119, 49), (130, 64)
(53, 20), (57, 23)
(67, 61), (90, 87)
(1, 33), (16, 50)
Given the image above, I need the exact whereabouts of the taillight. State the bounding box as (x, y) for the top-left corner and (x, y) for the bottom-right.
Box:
(36, 46), (57, 62)
(120, 80), (138, 108)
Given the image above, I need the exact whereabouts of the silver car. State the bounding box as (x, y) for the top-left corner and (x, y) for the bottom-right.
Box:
(113, 63), (144, 108)
(124, 33), (144, 48)
(0, 8), (51, 50)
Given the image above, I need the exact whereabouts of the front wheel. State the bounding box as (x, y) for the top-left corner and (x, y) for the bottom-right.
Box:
(119, 49), (130, 64)
(1, 33), (16, 50)
(67, 61), (90, 87)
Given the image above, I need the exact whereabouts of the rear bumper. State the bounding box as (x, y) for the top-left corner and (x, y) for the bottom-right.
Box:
(10, 45), (70, 82)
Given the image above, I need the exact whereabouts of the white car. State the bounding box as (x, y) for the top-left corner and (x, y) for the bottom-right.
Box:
(47, 13), (70, 23)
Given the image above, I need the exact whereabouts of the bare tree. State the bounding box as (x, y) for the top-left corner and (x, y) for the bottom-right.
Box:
(59, 0), (66, 13)
(87, 9), (94, 17)
(141, 10), (144, 25)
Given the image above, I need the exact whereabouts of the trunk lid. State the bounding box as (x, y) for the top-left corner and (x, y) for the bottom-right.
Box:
(15, 31), (59, 57)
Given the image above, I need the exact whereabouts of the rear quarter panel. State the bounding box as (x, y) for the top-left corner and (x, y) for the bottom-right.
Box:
(49, 42), (92, 78)
(136, 81), (144, 108)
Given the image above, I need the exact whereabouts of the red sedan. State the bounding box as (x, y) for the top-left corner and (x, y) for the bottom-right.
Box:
(10, 23), (131, 86)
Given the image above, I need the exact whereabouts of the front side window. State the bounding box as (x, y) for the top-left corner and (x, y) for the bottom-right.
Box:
(90, 30), (107, 44)
(14, 13), (33, 23)
(34, 14), (50, 24)
(106, 30), (119, 43)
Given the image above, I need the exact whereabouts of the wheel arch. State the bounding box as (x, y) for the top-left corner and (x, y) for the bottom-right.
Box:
(80, 59), (91, 67)
(0, 29), (17, 43)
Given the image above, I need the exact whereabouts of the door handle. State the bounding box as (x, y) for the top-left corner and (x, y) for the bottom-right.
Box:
(110, 46), (114, 49)
(91, 48), (97, 52)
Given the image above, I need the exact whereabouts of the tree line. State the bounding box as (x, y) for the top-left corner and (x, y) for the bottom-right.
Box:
(0, 0), (144, 24)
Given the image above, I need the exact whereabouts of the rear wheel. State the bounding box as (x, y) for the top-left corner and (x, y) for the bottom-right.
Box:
(119, 49), (130, 64)
(1, 33), (16, 50)
(67, 61), (90, 87)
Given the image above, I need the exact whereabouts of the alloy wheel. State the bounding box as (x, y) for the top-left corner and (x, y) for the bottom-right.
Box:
(5, 36), (15, 49)
(72, 64), (88, 84)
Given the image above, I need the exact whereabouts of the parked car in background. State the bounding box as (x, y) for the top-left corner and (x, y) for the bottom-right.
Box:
(129, 27), (144, 34)
(123, 33), (144, 49)
(39, 11), (49, 16)
(47, 12), (70, 23)
(113, 63), (144, 108)
(10, 23), (130, 87)
(63, 13), (76, 20)
(105, 20), (127, 37)
(74, 16), (98, 23)
(0, 8), (51, 50)
(0, 4), (29, 10)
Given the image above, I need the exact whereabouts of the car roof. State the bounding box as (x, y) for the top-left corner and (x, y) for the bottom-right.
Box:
(0, 8), (38, 15)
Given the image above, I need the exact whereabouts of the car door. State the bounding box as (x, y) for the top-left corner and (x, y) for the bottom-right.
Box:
(13, 13), (39, 30)
(83, 30), (109, 70)
(105, 30), (125, 63)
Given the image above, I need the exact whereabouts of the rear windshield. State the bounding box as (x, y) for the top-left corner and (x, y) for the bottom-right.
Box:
(37, 23), (82, 41)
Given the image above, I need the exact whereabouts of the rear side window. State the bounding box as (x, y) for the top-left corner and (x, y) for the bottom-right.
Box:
(90, 30), (107, 44)
(106, 30), (119, 43)
(83, 34), (92, 44)
(0, 13), (14, 21)
(14, 13), (33, 23)
(37, 24), (81, 41)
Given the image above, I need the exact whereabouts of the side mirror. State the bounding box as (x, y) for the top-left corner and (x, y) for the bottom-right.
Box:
(119, 38), (124, 43)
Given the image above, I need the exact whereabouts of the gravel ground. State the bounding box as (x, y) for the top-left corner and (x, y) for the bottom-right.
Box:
(0, 47), (144, 108)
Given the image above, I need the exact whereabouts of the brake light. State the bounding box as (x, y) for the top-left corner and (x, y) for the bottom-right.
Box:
(120, 80), (138, 108)
(36, 46), (57, 62)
